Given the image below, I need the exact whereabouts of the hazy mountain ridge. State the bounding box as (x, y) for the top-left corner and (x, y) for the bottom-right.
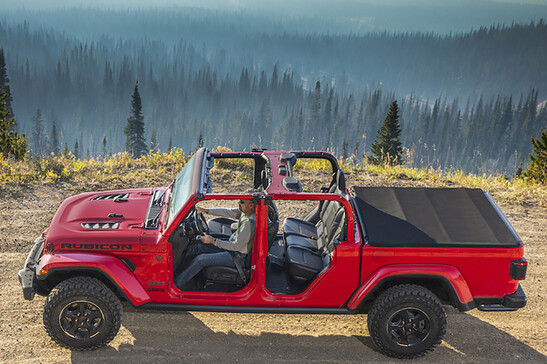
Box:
(0, 9), (545, 174)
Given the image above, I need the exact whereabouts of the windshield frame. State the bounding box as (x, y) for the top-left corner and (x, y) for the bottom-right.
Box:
(164, 148), (207, 229)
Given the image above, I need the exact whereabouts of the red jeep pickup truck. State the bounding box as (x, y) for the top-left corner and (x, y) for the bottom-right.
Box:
(18, 148), (527, 359)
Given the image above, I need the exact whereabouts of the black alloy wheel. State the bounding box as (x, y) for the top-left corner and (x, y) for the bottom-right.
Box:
(58, 300), (105, 339)
(387, 307), (431, 347)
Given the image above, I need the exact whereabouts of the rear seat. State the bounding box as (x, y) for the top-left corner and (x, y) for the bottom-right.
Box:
(284, 201), (346, 251)
(283, 169), (346, 241)
(283, 170), (347, 285)
(285, 207), (346, 284)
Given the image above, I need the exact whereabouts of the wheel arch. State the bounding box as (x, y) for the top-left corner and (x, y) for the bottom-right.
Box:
(37, 253), (151, 306)
(347, 265), (476, 313)
(38, 267), (132, 303)
(354, 275), (474, 313)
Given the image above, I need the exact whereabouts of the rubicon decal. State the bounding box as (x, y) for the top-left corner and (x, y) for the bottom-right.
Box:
(60, 243), (133, 250)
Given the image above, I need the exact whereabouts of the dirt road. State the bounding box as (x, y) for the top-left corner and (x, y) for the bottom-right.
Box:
(1, 181), (546, 363)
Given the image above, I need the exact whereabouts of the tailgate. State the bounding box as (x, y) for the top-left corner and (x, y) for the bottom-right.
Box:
(352, 187), (521, 247)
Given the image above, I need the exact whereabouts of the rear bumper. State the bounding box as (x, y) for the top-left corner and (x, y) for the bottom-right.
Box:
(477, 284), (527, 311)
(17, 236), (45, 301)
(502, 284), (527, 309)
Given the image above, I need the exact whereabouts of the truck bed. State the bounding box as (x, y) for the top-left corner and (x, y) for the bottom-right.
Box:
(352, 187), (521, 247)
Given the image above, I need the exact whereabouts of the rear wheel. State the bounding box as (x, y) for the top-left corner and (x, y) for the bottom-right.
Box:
(43, 276), (122, 350)
(367, 284), (447, 359)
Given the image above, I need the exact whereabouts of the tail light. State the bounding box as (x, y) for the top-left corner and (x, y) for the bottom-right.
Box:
(510, 258), (527, 280)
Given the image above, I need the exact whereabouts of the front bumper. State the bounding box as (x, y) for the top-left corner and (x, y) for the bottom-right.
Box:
(17, 236), (45, 300)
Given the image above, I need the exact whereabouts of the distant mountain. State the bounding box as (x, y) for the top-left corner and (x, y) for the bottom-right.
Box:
(0, 9), (545, 174)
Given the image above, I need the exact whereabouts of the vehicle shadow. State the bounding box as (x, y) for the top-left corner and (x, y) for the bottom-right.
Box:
(71, 305), (546, 363)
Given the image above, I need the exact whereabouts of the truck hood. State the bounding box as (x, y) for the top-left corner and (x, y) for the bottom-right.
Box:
(45, 188), (157, 250)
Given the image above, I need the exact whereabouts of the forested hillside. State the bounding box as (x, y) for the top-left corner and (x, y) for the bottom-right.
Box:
(0, 9), (545, 173)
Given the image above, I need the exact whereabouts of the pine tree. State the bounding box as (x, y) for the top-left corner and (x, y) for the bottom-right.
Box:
(342, 138), (349, 160)
(322, 88), (333, 149)
(308, 81), (321, 147)
(523, 127), (547, 182)
(149, 130), (158, 152)
(257, 98), (272, 147)
(514, 162), (523, 179)
(0, 92), (27, 159)
(196, 131), (204, 150)
(368, 100), (404, 165)
(277, 110), (294, 148)
(124, 81), (147, 157)
(50, 121), (59, 156)
(62, 143), (69, 157)
(238, 68), (251, 102)
(167, 136), (172, 152)
(78, 133), (84, 158)
(102, 136), (108, 158)
(293, 107), (304, 149)
(0, 49), (16, 130)
(31, 109), (45, 157)
(73, 139), (80, 160)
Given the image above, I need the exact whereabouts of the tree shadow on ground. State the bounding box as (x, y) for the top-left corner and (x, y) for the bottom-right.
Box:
(71, 305), (546, 364)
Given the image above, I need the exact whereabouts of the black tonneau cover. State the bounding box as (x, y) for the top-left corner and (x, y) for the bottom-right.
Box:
(352, 187), (520, 247)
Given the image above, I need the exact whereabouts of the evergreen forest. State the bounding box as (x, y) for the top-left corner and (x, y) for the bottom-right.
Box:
(0, 8), (546, 174)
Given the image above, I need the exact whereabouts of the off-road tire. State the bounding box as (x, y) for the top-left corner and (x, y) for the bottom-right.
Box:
(367, 284), (447, 359)
(43, 276), (122, 350)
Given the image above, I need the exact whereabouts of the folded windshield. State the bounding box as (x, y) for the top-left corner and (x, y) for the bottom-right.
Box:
(166, 153), (199, 227)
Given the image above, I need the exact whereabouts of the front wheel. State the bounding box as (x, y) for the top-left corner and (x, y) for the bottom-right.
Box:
(43, 276), (122, 350)
(367, 284), (447, 359)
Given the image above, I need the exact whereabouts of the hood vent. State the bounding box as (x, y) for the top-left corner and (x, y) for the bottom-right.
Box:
(92, 193), (129, 201)
(81, 222), (120, 229)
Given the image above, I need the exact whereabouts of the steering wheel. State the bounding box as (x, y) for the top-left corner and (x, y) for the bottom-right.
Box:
(192, 209), (209, 236)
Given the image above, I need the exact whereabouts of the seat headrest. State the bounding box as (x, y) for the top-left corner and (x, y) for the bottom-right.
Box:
(336, 169), (346, 194)
(267, 201), (279, 248)
(268, 201), (279, 223)
(260, 170), (269, 191)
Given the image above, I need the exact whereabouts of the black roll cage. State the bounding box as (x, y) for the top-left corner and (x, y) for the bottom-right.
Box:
(208, 150), (340, 191)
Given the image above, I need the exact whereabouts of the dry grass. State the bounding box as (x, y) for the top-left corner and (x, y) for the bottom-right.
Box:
(1, 148), (545, 207)
(0, 149), (188, 188)
(311, 157), (547, 206)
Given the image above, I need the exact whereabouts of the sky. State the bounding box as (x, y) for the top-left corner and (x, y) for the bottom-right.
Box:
(2, 0), (547, 34)
(4, 0), (547, 7)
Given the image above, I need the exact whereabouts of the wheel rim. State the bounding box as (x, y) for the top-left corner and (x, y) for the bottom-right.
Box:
(58, 300), (105, 339)
(387, 307), (431, 347)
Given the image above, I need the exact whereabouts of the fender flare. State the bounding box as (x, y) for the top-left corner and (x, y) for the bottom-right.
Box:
(347, 264), (474, 311)
(38, 253), (151, 306)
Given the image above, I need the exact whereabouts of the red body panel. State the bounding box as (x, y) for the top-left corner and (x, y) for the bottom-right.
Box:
(39, 253), (151, 305)
(357, 245), (524, 303)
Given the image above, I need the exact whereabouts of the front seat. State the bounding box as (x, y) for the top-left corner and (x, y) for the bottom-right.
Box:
(201, 201), (279, 286)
